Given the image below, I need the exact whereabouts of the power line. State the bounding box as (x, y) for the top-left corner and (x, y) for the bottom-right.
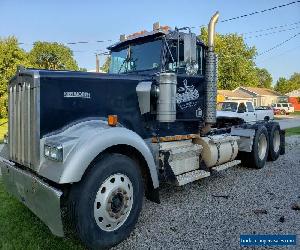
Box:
(194, 1), (300, 30)
(19, 1), (300, 47)
(17, 2), (300, 55)
(257, 44), (300, 62)
(18, 39), (113, 46)
(241, 20), (300, 35)
(257, 32), (300, 56)
(220, 1), (300, 23)
(244, 26), (300, 39)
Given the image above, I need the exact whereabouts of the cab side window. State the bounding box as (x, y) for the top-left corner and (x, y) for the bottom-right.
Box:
(165, 41), (205, 76)
(246, 102), (254, 112)
(238, 103), (247, 113)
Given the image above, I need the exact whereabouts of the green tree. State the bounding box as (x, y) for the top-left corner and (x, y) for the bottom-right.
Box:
(274, 77), (289, 94)
(289, 72), (300, 90)
(29, 42), (78, 70)
(274, 73), (300, 94)
(79, 67), (87, 72)
(256, 68), (272, 88)
(100, 56), (111, 73)
(0, 36), (28, 117)
(200, 28), (259, 90)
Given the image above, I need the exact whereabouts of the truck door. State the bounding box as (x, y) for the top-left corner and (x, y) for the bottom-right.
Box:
(246, 102), (256, 122)
(165, 41), (206, 121)
(176, 75), (205, 121)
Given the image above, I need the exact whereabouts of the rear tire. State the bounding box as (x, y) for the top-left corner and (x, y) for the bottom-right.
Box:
(280, 129), (286, 155)
(280, 109), (286, 115)
(239, 125), (269, 169)
(66, 153), (144, 249)
(267, 123), (281, 161)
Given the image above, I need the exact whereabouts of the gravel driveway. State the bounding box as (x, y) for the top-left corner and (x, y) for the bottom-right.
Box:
(113, 136), (300, 250)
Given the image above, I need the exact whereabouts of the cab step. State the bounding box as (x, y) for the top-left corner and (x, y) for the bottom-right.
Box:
(211, 160), (241, 172)
(176, 170), (210, 186)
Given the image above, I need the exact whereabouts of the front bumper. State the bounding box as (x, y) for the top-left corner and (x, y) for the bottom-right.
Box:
(0, 157), (64, 237)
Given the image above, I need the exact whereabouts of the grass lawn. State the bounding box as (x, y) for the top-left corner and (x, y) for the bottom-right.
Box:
(0, 180), (83, 250)
(293, 111), (300, 116)
(285, 126), (300, 136)
(0, 118), (8, 143)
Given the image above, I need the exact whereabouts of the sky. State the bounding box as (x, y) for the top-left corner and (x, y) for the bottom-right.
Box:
(0, 0), (299, 83)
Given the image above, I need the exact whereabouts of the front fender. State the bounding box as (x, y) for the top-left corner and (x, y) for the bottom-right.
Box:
(38, 120), (159, 188)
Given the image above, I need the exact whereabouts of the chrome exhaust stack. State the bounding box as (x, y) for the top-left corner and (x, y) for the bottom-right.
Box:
(207, 12), (219, 49)
(203, 12), (219, 132)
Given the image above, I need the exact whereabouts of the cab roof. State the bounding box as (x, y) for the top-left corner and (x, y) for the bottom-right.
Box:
(108, 29), (205, 51)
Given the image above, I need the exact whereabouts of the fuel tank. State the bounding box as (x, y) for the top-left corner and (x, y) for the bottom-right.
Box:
(194, 135), (239, 167)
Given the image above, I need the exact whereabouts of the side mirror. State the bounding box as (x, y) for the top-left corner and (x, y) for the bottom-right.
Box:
(184, 33), (198, 75)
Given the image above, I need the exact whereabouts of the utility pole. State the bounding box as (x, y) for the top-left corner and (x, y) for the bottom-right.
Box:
(95, 54), (100, 72)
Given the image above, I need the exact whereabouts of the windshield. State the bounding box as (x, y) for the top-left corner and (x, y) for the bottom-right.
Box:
(109, 39), (162, 73)
(217, 102), (238, 112)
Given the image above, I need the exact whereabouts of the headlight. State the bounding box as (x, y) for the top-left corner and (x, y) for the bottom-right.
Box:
(44, 144), (63, 161)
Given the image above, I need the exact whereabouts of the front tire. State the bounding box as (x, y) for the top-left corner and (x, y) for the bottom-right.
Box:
(67, 153), (144, 249)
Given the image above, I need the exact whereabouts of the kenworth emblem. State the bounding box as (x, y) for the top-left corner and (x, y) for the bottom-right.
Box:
(64, 92), (91, 99)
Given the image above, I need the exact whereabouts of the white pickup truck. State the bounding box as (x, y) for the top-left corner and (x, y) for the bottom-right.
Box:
(217, 101), (274, 123)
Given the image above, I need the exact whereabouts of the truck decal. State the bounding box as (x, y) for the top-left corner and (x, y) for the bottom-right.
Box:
(176, 79), (199, 110)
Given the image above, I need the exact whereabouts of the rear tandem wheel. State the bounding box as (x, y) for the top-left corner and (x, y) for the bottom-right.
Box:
(239, 125), (269, 169)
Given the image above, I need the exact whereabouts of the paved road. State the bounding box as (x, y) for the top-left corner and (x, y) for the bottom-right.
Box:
(277, 117), (300, 129)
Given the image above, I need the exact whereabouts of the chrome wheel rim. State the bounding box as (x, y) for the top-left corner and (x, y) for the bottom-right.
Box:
(273, 130), (280, 153)
(258, 133), (267, 160)
(94, 173), (133, 232)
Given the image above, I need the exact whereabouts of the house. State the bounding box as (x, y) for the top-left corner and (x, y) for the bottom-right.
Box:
(233, 87), (285, 107)
(217, 89), (253, 103)
(286, 89), (300, 110)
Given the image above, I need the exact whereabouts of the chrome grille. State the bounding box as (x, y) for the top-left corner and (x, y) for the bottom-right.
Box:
(9, 74), (40, 169)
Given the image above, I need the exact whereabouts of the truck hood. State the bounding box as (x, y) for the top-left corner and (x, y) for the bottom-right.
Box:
(216, 110), (239, 118)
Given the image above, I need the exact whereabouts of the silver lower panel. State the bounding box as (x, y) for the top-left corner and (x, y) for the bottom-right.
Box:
(0, 160), (64, 237)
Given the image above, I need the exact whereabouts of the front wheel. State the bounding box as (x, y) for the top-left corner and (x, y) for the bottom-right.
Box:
(66, 153), (144, 249)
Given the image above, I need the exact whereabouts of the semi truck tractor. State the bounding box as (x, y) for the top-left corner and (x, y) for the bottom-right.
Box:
(0, 12), (285, 249)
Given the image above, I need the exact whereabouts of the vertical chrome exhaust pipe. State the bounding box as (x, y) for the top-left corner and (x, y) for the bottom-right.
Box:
(207, 12), (219, 50)
(204, 12), (219, 132)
